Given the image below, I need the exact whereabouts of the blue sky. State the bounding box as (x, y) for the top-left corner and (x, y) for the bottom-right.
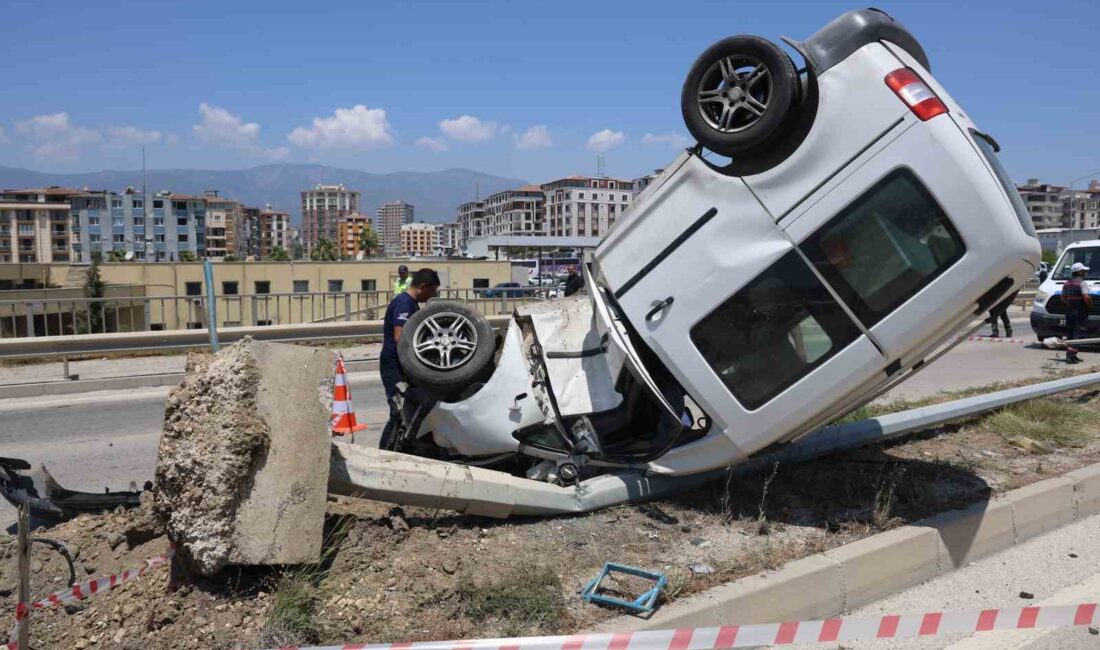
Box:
(0, 0), (1097, 186)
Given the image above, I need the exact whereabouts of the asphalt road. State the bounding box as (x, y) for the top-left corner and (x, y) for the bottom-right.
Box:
(0, 374), (387, 530)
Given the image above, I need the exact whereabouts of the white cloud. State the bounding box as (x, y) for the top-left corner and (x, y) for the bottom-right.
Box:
(439, 115), (498, 143)
(193, 103), (260, 147)
(416, 136), (449, 153)
(105, 125), (165, 148)
(0, 125), (8, 144)
(586, 129), (626, 152)
(164, 133), (180, 145)
(515, 125), (553, 150)
(15, 112), (101, 162)
(642, 132), (691, 149)
(288, 105), (395, 150)
(193, 103), (287, 160)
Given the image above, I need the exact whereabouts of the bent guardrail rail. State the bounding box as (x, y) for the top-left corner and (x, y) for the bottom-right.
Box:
(328, 371), (1100, 517)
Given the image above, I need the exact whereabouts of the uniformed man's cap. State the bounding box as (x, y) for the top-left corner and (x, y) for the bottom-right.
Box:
(1071, 262), (1090, 273)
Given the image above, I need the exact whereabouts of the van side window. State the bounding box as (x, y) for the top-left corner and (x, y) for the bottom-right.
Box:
(801, 169), (965, 327)
(690, 249), (861, 410)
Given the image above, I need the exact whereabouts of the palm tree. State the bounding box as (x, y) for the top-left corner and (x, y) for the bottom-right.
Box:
(357, 225), (380, 257)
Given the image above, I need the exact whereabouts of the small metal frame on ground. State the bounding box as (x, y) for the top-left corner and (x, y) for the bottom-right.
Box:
(580, 563), (667, 615)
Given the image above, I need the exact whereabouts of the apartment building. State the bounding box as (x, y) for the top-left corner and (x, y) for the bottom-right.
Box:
(435, 222), (461, 256)
(338, 213), (375, 258)
(456, 200), (485, 253)
(482, 185), (544, 237)
(202, 191), (242, 259)
(543, 175), (633, 238)
(301, 184), (360, 249)
(1067, 180), (1100, 230)
(258, 207), (290, 258)
(0, 187), (75, 263)
(400, 222), (439, 256)
(65, 189), (207, 262)
(377, 201), (414, 256)
(1017, 179), (1069, 230)
(632, 169), (664, 196)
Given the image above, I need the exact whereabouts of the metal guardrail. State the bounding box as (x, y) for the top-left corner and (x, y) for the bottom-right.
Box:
(0, 316), (513, 360)
(0, 287), (550, 339)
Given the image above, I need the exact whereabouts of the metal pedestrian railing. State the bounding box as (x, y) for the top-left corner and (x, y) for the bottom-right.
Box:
(0, 287), (553, 339)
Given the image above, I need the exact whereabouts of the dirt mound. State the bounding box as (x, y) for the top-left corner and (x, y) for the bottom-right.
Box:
(154, 338), (334, 576)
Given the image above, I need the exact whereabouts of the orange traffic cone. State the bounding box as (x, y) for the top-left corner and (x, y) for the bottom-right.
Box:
(331, 354), (367, 436)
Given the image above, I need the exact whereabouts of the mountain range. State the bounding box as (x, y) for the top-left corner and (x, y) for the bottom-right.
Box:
(0, 164), (526, 225)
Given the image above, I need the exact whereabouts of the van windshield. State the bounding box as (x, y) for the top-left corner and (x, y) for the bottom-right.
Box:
(1053, 248), (1100, 280)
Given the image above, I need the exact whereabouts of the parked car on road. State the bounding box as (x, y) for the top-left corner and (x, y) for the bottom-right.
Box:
(1031, 241), (1100, 341)
(480, 282), (527, 298)
(387, 8), (1039, 483)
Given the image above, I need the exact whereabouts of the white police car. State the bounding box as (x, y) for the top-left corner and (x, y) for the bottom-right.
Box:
(1031, 241), (1100, 341)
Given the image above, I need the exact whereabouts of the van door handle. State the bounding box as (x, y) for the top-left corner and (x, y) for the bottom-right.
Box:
(645, 296), (674, 322)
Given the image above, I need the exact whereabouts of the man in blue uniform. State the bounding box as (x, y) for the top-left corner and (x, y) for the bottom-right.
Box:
(379, 268), (440, 448)
(1062, 262), (1092, 364)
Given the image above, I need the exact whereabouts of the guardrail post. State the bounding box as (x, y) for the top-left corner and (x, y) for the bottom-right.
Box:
(143, 300), (152, 332)
(16, 502), (30, 650)
(344, 293), (351, 322)
(251, 296), (258, 326)
(203, 259), (219, 352)
(24, 310), (34, 338)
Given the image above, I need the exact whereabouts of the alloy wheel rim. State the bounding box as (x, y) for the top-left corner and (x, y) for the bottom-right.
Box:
(697, 55), (772, 133)
(412, 312), (479, 370)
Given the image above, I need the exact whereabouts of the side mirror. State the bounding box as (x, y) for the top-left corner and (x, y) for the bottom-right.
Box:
(1039, 271), (1048, 283)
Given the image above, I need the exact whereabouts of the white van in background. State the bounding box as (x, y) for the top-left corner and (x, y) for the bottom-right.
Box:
(1031, 241), (1100, 341)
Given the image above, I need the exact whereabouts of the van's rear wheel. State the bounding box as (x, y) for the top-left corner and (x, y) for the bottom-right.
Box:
(681, 36), (799, 157)
(398, 301), (496, 398)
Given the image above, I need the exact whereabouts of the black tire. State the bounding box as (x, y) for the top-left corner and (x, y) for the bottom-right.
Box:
(681, 35), (800, 157)
(397, 301), (496, 398)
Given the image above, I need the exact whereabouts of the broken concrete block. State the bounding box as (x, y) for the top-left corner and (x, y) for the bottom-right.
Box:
(155, 338), (334, 575)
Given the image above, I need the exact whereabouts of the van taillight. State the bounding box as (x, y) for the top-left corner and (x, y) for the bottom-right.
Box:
(884, 68), (948, 121)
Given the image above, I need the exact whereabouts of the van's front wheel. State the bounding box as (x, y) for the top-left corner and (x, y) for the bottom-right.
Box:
(681, 35), (799, 157)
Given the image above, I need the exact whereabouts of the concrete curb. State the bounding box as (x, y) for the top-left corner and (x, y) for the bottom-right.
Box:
(0, 358), (378, 399)
(592, 460), (1100, 632)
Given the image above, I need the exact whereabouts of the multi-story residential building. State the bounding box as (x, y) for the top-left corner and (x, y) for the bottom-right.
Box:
(543, 175), (633, 238)
(377, 201), (414, 256)
(434, 222), (461, 256)
(400, 222), (439, 257)
(202, 191), (242, 259)
(300, 184), (360, 250)
(258, 206), (290, 258)
(481, 186), (545, 237)
(65, 189), (207, 262)
(1017, 179), (1069, 230)
(236, 205), (262, 259)
(456, 200), (485, 253)
(632, 169), (664, 196)
(1067, 180), (1100, 230)
(0, 187), (75, 263)
(338, 213), (375, 258)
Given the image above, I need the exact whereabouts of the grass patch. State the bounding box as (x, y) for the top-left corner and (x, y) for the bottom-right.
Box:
(259, 514), (353, 647)
(456, 567), (565, 635)
(981, 399), (1093, 447)
(260, 573), (320, 646)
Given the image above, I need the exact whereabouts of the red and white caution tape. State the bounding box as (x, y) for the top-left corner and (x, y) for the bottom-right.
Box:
(958, 335), (1033, 344)
(6, 547), (173, 650)
(256, 601), (1100, 650)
